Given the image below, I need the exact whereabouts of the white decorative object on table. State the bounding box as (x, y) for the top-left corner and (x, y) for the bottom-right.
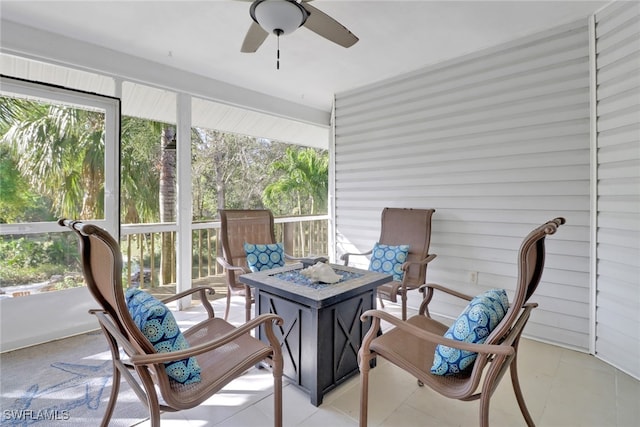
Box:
(300, 262), (341, 283)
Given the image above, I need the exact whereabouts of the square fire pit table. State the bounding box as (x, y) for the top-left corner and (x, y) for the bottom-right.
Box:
(239, 262), (391, 406)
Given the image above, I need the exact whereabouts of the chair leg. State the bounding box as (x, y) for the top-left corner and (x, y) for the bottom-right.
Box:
(479, 393), (491, 427)
(245, 288), (252, 322)
(401, 290), (407, 321)
(359, 355), (371, 427)
(148, 403), (161, 427)
(224, 291), (231, 321)
(100, 363), (120, 427)
(142, 376), (162, 427)
(273, 365), (283, 427)
(510, 355), (535, 426)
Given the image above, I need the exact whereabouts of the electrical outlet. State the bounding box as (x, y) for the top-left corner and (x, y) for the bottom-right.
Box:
(469, 271), (478, 284)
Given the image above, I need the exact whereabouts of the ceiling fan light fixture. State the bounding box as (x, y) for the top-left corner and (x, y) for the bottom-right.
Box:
(251, 0), (308, 35)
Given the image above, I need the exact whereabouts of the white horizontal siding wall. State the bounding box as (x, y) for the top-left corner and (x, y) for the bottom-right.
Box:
(594, 1), (640, 379)
(334, 20), (592, 350)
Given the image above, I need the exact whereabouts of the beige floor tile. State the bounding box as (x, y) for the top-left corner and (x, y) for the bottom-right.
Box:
(540, 377), (618, 427)
(212, 405), (275, 427)
(257, 382), (323, 426)
(295, 407), (358, 426)
(379, 402), (457, 427)
(615, 370), (640, 427)
(516, 339), (563, 377)
(7, 295), (636, 427)
(404, 387), (479, 426)
(491, 370), (551, 423)
(333, 360), (420, 425)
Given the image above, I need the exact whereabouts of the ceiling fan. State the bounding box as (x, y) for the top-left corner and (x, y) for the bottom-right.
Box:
(239, 0), (359, 54)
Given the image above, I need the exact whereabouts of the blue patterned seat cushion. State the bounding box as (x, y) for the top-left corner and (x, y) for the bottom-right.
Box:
(244, 242), (285, 272)
(431, 288), (510, 376)
(125, 288), (201, 384)
(368, 243), (410, 281)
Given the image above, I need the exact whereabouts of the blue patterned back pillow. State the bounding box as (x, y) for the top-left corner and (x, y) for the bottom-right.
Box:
(244, 242), (285, 272)
(125, 288), (201, 384)
(368, 242), (409, 281)
(431, 288), (509, 376)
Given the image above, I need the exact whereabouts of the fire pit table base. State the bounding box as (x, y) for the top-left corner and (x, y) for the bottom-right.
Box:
(241, 263), (391, 406)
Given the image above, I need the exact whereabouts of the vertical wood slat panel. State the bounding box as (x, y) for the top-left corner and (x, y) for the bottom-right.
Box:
(595, 1), (640, 380)
(334, 20), (592, 350)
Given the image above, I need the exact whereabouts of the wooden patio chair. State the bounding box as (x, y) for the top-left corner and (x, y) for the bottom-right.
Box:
(59, 219), (283, 427)
(358, 217), (565, 427)
(217, 209), (298, 322)
(341, 207), (437, 320)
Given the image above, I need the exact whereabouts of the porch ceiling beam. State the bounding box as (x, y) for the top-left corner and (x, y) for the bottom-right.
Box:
(0, 20), (330, 128)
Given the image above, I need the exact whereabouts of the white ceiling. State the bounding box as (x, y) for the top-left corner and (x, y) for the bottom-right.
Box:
(1, 0), (608, 114)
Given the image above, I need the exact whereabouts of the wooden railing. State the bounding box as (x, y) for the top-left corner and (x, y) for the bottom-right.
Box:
(120, 215), (329, 289)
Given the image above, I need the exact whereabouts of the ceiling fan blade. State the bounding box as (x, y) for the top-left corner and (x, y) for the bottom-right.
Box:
(302, 3), (358, 48)
(241, 21), (269, 53)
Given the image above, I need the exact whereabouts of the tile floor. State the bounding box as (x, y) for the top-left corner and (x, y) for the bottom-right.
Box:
(45, 296), (640, 426)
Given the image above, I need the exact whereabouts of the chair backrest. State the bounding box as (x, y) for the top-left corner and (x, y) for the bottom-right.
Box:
(59, 220), (157, 358)
(219, 209), (277, 271)
(378, 208), (435, 285)
(487, 217), (566, 346)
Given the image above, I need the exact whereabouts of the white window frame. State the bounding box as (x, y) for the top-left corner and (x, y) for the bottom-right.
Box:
(0, 75), (121, 238)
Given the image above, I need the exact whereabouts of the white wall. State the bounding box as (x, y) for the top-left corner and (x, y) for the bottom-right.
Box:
(334, 6), (640, 380)
(334, 19), (594, 351)
(593, 1), (640, 379)
(0, 287), (98, 351)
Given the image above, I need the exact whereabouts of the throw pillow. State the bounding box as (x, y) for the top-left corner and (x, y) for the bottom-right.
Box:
(125, 288), (201, 385)
(244, 242), (285, 272)
(368, 242), (410, 281)
(431, 288), (510, 376)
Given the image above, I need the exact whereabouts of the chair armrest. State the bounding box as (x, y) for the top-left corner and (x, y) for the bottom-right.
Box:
(419, 282), (475, 301)
(360, 309), (514, 357)
(216, 256), (249, 273)
(90, 310), (142, 358)
(160, 286), (216, 319)
(340, 249), (373, 266)
(398, 254), (438, 289)
(417, 282), (475, 316)
(401, 253), (437, 272)
(130, 313), (284, 366)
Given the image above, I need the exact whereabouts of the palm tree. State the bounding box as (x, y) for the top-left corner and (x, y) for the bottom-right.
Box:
(0, 97), (105, 219)
(263, 147), (328, 254)
(159, 127), (177, 285)
(263, 147), (328, 216)
(1, 97), (177, 286)
(120, 117), (162, 224)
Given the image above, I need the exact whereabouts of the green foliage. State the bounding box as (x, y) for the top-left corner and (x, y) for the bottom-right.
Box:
(0, 94), (330, 288)
(0, 97), (105, 220)
(191, 130), (293, 219)
(0, 144), (54, 223)
(49, 275), (85, 291)
(263, 147), (328, 215)
(2, 237), (50, 268)
(0, 234), (79, 286)
(120, 116), (163, 223)
(0, 242), (65, 286)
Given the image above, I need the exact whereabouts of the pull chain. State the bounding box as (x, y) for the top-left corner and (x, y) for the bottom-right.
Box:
(274, 29), (283, 70)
